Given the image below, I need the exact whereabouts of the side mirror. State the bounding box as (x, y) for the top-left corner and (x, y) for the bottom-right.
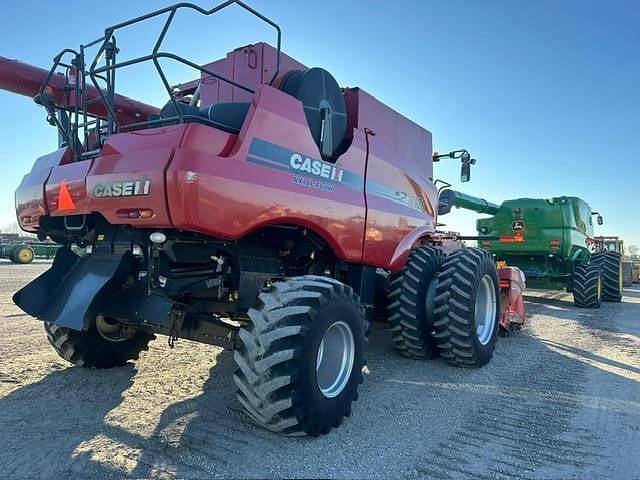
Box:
(597, 215), (603, 225)
(461, 161), (471, 183)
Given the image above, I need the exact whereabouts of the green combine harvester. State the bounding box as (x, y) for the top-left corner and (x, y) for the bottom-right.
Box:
(438, 190), (623, 308)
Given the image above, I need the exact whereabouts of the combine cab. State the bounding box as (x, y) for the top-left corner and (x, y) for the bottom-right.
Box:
(5, 1), (512, 436)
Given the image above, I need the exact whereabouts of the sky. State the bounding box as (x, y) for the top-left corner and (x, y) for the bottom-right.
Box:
(0, 0), (638, 247)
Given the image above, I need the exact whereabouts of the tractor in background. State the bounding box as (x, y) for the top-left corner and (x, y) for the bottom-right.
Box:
(593, 236), (632, 287)
(438, 190), (623, 308)
(0, 234), (61, 264)
(0, 241), (35, 264)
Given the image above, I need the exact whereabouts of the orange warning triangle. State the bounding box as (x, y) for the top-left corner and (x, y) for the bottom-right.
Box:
(58, 180), (76, 211)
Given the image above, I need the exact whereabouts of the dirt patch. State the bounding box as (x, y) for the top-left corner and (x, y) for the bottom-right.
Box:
(1, 261), (638, 479)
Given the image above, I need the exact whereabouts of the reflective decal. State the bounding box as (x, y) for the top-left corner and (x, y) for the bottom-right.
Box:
(246, 138), (430, 214)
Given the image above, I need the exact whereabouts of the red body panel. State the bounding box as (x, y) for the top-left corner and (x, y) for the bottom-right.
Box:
(87, 148), (174, 226)
(175, 43), (308, 104)
(166, 86), (367, 262)
(15, 167), (51, 230)
(14, 45), (438, 271)
(499, 266), (527, 330)
(344, 88), (436, 268)
(15, 148), (73, 229)
(46, 160), (94, 215)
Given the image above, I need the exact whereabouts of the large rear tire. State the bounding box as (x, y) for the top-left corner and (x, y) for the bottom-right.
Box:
(233, 275), (368, 436)
(590, 252), (622, 302)
(433, 248), (500, 367)
(44, 319), (154, 368)
(387, 246), (444, 359)
(572, 263), (602, 308)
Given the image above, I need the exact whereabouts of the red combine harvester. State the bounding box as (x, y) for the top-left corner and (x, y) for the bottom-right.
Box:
(3, 1), (525, 436)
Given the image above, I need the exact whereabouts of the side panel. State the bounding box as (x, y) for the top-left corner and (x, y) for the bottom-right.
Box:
(85, 148), (175, 227)
(16, 168), (52, 232)
(479, 198), (571, 254)
(199, 42), (308, 106)
(46, 160), (94, 216)
(343, 87), (436, 269)
(35, 126), (190, 226)
(362, 134), (437, 269)
(15, 148), (72, 231)
(167, 85), (367, 263)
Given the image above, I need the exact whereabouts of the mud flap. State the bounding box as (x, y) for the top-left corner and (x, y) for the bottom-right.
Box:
(13, 246), (134, 331)
(102, 288), (175, 327)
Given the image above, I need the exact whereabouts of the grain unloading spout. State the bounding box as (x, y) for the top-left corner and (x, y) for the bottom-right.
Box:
(0, 55), (160, 123)
(438, 189), (500, 216)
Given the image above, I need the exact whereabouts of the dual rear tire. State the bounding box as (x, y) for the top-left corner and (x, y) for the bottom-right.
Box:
(387, 247), (444, 359)
(590, 251), (623, 302)
(572, 263), (602, 308)
(388, 247), (500, 367)
(572, 252), (623, 307)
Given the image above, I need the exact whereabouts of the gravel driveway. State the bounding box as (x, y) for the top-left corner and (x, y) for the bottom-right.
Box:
(1, 261), (638, 479)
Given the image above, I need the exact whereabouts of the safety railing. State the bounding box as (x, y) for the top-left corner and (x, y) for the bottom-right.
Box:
(39, 1), (282, 161)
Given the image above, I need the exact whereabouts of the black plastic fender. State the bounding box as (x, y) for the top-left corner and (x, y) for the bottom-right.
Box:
(13, 247), (135, 331)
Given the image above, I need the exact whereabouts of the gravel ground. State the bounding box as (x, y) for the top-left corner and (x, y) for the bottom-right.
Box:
(0, 260), (638, 479)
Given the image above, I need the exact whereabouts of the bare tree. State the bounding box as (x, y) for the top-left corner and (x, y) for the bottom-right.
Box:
(0, 222), (22, 234)
(0, 223), (36, 237)
(628, 245), (639, 257)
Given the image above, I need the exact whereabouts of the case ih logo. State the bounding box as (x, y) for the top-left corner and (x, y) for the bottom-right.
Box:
(289, 153), (344, 182)
(246, 138), (350, 187)
(94, 180), (151, 198)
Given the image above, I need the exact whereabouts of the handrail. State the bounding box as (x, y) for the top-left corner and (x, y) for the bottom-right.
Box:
(88, 0), (281, 134)
(37, 1), (282, 161)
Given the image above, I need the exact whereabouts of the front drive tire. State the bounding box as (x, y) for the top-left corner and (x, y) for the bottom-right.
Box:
(44, 320), (155, 368)
(590, 252), (622, 302)
(233, 275), (369, 436)
(573, 263), (602, 308)
(433, 248), (500, 367)
(387, 246), (444, 359)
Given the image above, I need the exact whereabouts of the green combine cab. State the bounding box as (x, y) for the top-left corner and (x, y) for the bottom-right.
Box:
(438, 190), (623, 308)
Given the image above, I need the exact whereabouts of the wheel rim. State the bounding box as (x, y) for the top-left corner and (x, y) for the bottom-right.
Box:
(475, 275), (497, 345)
(18, 248), (33, 263)
(316, 320), (355, 398)
(95, 314), (133, 342)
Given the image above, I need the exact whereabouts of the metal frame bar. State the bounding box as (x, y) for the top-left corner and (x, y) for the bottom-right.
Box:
(87, 0), (281, 134)
(38, 1), (281, 161)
